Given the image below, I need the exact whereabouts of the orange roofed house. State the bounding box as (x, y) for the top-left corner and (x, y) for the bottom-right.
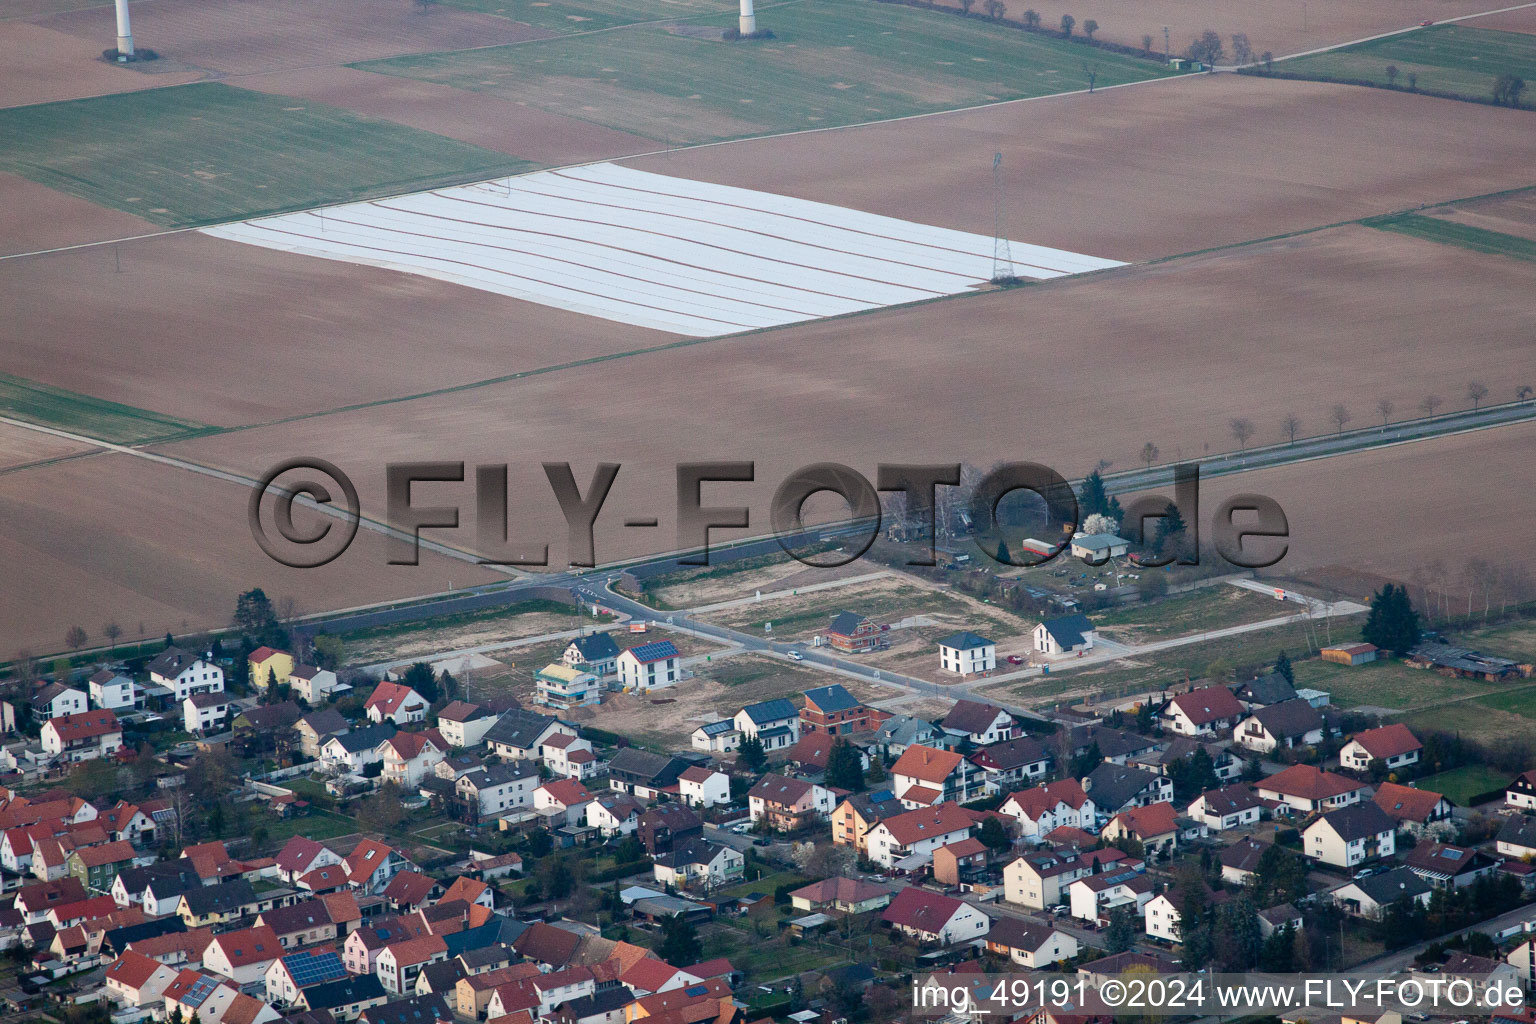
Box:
(892, 744), (989, 808)
(365, 682), (428, 726)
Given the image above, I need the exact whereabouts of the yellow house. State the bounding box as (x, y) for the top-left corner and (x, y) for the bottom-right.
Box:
(249, 646), (294, 689)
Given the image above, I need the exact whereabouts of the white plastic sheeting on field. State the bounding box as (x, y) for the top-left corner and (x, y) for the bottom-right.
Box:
(202, 163), (1124, 337)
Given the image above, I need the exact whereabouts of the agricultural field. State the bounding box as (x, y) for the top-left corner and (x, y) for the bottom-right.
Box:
(1290, 657), (1495, 710)
(0, 421), (97, 474)
(1090, 584), (1289, 644)
(355, 0), (1180, 144)
(443, 0), (738, 35)
(0, 373), (207, 445)
(1278, 26), (1536, 104)
(1417, 190), (1536, 244)
(0, 83), (535, 228)
(1459, 618), (1536, 661)
(332, 598), (605, 664)
(1365, 212), (1536, 262)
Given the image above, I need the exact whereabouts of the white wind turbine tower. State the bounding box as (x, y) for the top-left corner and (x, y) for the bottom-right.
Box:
(115, 0), (135, 57)
(739, 0), (756, 36)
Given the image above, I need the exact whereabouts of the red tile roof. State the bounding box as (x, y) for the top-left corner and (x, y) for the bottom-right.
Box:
(1168, 686), (1243, 726)
(1004, 779), (1091, 820)
(366, 681), (423, 717)
(881, 886), (966, 932)
(537, 778), (593, 806)
(383, 871), (438, 907)
(43, 709), (121, 740)
(892, 745), (964, 784)
(105, 950), (168, 990)
(208, 925), (281, 968)
(1109, 801), (1177, 839)
(1373, 781), (1447, 822)
(1350, 723), (1423, 760)
(1258, 764), (1363, 801)
(878, 802), (973, 846)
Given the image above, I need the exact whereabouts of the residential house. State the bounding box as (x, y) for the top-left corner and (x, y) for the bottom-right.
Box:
(257, 894), (350, 948)
(382, 871), (441, 913)
(535, 664), (601, 711)
(638, 805), (703, 855)
(343, 840), (408, 894)
(178, 880), (262, 929)
(1405, 843), (1500, 889)
(734, 699), (800, 751)
(800, 684), (881, 736)
(435, 702), (499, 749)
(969, 736), (1052, 792)
(41, 709), (123, 762)
(748, 775), (835, 832)
(1069, 868), (1155, 924)
(1187, 784), (1262, 831)
(881, 887), (989, 945)
(1233, 672), (1299, 709)
(1235, 699), (1325, 753)
(1340, 724), (1423, 774)
(892, 744), (989, 808)
(788, 877), (894, 915)
(986, 918), (1078, 968)
(1373, 782), (1454, 831)
(104, 950), (178, 1009)
(1101, 802), (1179, 858)
(607, 748), (689, 798)
(932, 837), (989, 886)
(1033, 614), (1096, 656)
(1216, 837), (1272, 888)
(483, 710), (576, 763)
(1082, 763), (1172, 820)
(1257, 764), (1367, 814)
(320, 723), (397, 775)
(380, 730), (448, 787)
(865, 802), (973, 869)
(1257, 903), (1303, 938)
(376, 935), (449, 995)
(539, 732), (603, 781)
(457, 762), (538, 818)
(937, 632), (997, 677)
(826, 611), (882, 653)
(615, 641), (681, 692)
(651, 840), (744, 891)
(184, 692), (232, 734)
(364, 682), (428, 726)
(88, 670), (136, 711)
(872, 715), (947, 759)
(1144, 885), (1226, 943)
(940, 699), (1015, 745)
(294, 975), (388, 1020)
(1496, 816), (1536, 859)
(1000, 779), (1095, 842)
(563, 634), (621, 677)
(31, 682), (87, 721)
(1006, 847), (1143, 914)
(677, 766), (730, 808)
(1508, 771), (1536, 812)
(1303, 802), (1397, 868)
(67, 839), (135, 892)
(297, 709), (350, 758)
(274, 837), (342, 886)
(1161, 685), (1245, 737)
(249, 647), (296, 690)
(586, 794), (644, 837)
(264, 949), (348, 1007)
(830, 789), (904, 854)
(202, 925), (283, 986)
(149, 647), (225, 701)
(690, 720), (740, 753)
(1329, 867), (1432, 919)
(534, 779), (595, 827)
(288, 664), (347, 705)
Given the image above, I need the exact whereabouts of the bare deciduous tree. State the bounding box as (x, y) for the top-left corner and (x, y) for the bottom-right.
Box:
(959, 0), (975, 13)
(1282, 413), (1301, 445)
(1083, 18), (1098, 38)
(1376, 398), (1394, 426)
(1420, 394), (1443, 417)
(1229, 418), (1255, 451)
(1467, 381), (1489, 410)
(1060, 14), (1075, 36)
(1329, 404), (1351, 434)
(103, 622), (123, 653)
(1385, 64), (1398, 87)
(985, 0), (1006, 20)
(1022, 8), (1040, 28)
(1142, 33), (1154, 54)
(1231, 33), (1252, 64)
(1140, 442), (1159, 469)
(65, 625), (88, 653)
(1518, 385), (1533, 402)
(1262, 50), (1274, 73)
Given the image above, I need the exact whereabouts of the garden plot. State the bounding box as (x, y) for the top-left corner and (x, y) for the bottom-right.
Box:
(202, 162), (1122, 336)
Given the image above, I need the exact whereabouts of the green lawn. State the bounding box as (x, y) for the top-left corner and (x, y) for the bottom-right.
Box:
(356, 0), (1179, 144)
(0, 83), (537, 228)
(1365, 214), (1536, 262)
(258, 810), (362, 849)
(1279, 25), (1536, 104)
(1472, 684), (1536, 720)
(1459, 617), (1536, 662)
(0, 373), (210, 445)
(1416, 764), (1510, 804)
(445, 0), (739, 34)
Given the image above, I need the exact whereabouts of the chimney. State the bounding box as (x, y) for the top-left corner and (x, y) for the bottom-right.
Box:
(114, 0), (134, 57)
(738, 0), (756, 36)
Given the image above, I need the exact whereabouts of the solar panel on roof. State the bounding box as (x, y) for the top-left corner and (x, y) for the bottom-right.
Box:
(685, 985), (709, 997)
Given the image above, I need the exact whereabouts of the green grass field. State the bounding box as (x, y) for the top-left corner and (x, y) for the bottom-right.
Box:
(1473, 684), (1536, 719)
(357, 0), (1179, 144)
(0, 373), (210, 444)
(1416, 764), (1510, 804)
(445, 0), (739, 34)
(1279, 25), (1536, 104)
(1292, 657), (1494, 710)
(1365, 214), (1536, 262)
(0, 83), (537, 228)
(1091, 585), (1286, 641)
